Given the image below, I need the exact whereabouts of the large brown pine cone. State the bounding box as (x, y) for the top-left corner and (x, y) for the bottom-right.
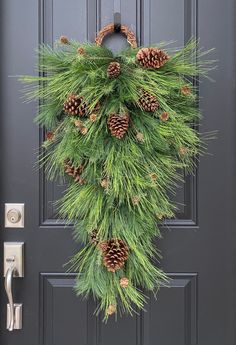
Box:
(136, 47), (169, 69)
(64, 159), (85, 185)
(101, 239), (129, 273)
(138, 90), (159, 112)
(107, 62), (121, 78)
(108, 113), (129, 139)
(63, 94), (87, 117)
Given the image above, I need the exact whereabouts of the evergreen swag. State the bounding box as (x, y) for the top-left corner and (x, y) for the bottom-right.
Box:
(21, 24), (214, 320)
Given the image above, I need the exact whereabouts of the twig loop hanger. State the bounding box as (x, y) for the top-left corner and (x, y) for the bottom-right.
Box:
(95, 23), (138, 49)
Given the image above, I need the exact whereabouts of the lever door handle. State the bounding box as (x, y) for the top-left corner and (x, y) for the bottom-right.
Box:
(4, 265), (15, 331)
(4, 242), (24, 331)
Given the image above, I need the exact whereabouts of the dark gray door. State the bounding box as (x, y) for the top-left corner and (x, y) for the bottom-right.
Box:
(0, 0), (235, 344)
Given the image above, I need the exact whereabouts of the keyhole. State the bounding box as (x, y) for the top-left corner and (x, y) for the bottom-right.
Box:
(7, 209), (21, 224)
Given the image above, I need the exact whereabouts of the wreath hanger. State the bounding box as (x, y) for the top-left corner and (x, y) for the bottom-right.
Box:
(114, 12), (121, 33)
(95, 0), (137, 48)
(114, 0), (121, 32)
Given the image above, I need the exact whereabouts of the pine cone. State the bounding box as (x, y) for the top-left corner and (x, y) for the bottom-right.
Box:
(136, 47), (169, 69)
(120, 277), (129, 288)
(89, 113), (97, 122)
(179, 147), (188, 156)
(107, 62), (121, 78)
(106, 304), (116, 315)
(64, 94), (87, 117)
(46, 131), (54, 141)
(100, 178), (109, 189)
(64, 159), (85, 185)
(77, 47), (85, 55)
(132, 195), (141, 205)
(181, 85), (191, 96)
(108, 113), (129, 139)
(102, 239), (129, 273)
(74, 119), (83, 128)
(149, 173), (158, 181)
(136, 132), (144, 142)
(138, 90), (159, 112)
(160, 111), (169, 121)
(90, 230), (99, 246)
(60, 35), (69, 44)
(80, 127), (88, 135)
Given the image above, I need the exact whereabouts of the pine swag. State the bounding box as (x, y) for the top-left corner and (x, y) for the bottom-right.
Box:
(21, 23), (214, 320)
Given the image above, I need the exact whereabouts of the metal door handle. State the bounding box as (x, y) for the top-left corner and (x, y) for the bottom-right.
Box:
(3, 242), (24, 331)
(4, 264), (15, 331)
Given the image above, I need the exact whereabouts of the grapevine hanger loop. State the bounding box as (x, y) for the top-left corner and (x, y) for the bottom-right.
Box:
(95, 23), (138, 49)
(95, 0), (137, 48)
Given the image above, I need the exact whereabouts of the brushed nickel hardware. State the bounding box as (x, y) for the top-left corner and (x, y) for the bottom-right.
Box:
(4, 243), (24, 277)
(4, 242), (24, 331)
(7, 209), (21, 224)
(7, 303), (22, 330)
(5, 203), (24, 228)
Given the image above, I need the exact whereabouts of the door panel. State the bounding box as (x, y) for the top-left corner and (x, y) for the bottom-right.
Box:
(0, 0), (235, 344)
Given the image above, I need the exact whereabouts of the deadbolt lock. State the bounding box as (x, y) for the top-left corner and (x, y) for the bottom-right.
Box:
(5, 204), (24, 228)
(7, 209), (21, 224)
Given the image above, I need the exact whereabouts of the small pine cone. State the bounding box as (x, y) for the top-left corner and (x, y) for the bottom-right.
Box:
(150, 173), (158, 181)
(93, 102), (101, 113)
(64, 159), (74, 176)
(80, 127), (88, 135)
(64, 159), (85, 185)
(160, 112), (169, 121)
(100, 178), (109, 189)
(120, 277), (129, 288)
(107, 304), (116, 315)
(132, 195), (141, 205)
(64, 94), (87, 117)
(107, 62), (121, 78)
(108, 113), (129, 139)
(90, 230), (99, 246)
(179, 147), (189, 156)
(46, 131), (54, 141)
(74, 119), (83, 128)
(181, 85), (192, 96)
(89, 113), (97, 122)
(60, 35), (69, 44)
(136, 132), (144, 142)
(102, 239), (129, 273)
(138, 90), (159, 112)
(136, 47), (169, 69)
(77, 47), (85, 55)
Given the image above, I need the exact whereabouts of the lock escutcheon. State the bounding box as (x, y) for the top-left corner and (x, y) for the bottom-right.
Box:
(5, 204), (24, 228)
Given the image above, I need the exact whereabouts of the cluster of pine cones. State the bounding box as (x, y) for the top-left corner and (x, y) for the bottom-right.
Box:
(62, 46), (169, 140)
(60, 46), (171, 305)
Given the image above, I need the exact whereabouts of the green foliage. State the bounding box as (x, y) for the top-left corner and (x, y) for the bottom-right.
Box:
(20, 38), (214, 320)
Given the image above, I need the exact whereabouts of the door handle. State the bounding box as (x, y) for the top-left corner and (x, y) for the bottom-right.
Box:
(5, 264), (16, 331)
(4, 243), (24, 331)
